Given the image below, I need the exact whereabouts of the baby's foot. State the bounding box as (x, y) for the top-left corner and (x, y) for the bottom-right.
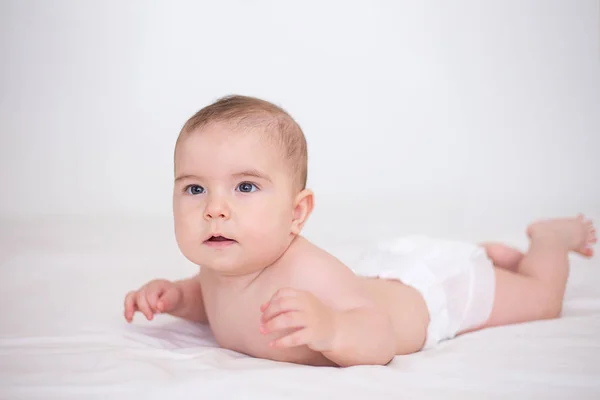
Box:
(480, 242), (524, 271)
(527, 214), (597, 257)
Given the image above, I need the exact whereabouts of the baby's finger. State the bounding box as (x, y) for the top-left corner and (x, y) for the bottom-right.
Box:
(261, 311), (306, 335)
(124, 303), (139, 322)
(260, 287), (299, 312)
(270, 328), (310, 349)
(261, 296), (301, 323)
(157, 286), (180, 312)
(124, 291), (137, 322)
(146, 289), (163, 313)
(136, 291), (154, 320)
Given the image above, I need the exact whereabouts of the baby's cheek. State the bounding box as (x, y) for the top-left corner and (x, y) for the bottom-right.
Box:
(244, 225), (285, 255)
(174, 221), (202, 256)
(246, 218), (285, 244)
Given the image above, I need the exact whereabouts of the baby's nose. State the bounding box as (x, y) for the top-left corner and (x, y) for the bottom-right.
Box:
(205, 210), (228, 219)
(204, 197), (230, 220)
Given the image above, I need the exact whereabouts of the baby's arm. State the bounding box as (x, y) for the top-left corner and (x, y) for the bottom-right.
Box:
(124, 274), (208, 323)
(261, 261), (396, 367)
(322, 298), (397, 366)
(166, 275), (208, 322)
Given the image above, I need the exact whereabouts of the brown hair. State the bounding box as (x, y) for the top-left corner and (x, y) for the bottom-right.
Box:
(176, 95), (308, 191)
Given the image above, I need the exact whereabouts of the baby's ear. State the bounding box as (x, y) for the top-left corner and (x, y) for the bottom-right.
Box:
(291, 189), (314, 235)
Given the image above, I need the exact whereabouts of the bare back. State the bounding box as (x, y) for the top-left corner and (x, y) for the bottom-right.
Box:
(200, 236), (430, 365)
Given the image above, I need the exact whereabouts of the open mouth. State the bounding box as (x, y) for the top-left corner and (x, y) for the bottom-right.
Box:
(208, 235), (233, 242)
(204, 235), (236, 245)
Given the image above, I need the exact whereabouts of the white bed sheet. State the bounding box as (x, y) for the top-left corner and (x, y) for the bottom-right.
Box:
(1, 216), (599, 399)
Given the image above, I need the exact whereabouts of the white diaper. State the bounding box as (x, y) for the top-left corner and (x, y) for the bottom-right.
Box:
(352, 235), (496, 349)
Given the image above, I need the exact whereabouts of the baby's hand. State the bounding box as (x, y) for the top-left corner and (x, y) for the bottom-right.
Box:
(123, 279), (183, 322)
(260, 288), (337, 352)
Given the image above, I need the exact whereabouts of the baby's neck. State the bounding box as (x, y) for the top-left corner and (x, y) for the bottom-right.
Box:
(202, 235), (305, 290)
(203, 266), (268, 291)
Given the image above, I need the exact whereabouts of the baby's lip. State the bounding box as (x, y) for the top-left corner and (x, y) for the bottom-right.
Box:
(204, 235), (236, 242)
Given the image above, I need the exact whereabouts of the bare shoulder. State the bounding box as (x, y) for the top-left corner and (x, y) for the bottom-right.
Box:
(279, 236), (371, 309)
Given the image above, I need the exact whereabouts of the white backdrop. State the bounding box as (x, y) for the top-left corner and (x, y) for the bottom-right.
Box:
(1, 0), (599, 240)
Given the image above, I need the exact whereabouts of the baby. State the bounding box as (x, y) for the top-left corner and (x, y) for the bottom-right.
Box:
(124, 95), (597, 367)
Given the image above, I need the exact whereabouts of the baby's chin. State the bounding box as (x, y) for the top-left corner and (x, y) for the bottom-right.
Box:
(180, 240), (289, 274)
(189, 253), (266, 275)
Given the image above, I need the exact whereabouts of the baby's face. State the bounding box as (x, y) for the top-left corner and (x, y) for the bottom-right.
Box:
(173, 123), (299, 275)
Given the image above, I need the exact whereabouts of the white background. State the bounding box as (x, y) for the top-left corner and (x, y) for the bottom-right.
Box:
(1, 0), (599, 240)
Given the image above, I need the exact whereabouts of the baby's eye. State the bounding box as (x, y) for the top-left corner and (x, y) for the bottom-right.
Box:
(236, 182), (258, 193)
(185, 185), (205, 195)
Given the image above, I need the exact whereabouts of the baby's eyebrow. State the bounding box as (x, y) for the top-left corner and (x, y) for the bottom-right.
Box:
(174, 174), (200, 183)
(174, 170), (272, 183)
(232, 169), (272, 183)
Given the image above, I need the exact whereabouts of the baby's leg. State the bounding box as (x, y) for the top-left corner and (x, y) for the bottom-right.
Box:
(468, 215), (596, 331)
(480, 242), (524, 272)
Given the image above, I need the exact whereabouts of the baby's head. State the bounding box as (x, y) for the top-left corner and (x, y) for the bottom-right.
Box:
(173, 95), (313, 275)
